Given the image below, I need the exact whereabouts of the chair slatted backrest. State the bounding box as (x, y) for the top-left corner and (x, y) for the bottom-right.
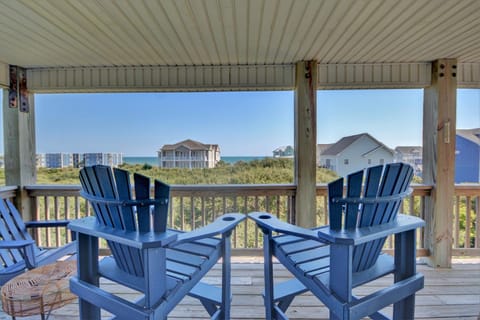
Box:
(79, 165), (170, 277)
(0, 199), (39, 268)
(328, 163), (413, 272)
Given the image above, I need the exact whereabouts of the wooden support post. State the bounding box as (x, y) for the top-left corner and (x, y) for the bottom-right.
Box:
(423, 59), (457, 268)
(2, 86), (37, 221)
(294, 61), (317, 228)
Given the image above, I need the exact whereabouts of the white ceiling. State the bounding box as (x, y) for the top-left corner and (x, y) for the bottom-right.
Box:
(1, 0), (479, 68)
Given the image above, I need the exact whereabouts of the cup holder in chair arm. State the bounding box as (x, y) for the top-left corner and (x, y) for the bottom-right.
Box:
(171, 213), (246, 246)
(317, 214), (426, 245)
(248, 212), (320, 240)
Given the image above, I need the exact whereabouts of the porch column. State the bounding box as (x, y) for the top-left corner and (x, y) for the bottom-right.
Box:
(423, 59), (457, 268)
(294, 61), (317, 228)
(2, 71), (37, 221)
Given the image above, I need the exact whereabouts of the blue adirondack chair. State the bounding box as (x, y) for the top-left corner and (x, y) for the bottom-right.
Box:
(0, 198), (76, 285)
(68, 165), (245, 320)
(249, 163), (425, 320)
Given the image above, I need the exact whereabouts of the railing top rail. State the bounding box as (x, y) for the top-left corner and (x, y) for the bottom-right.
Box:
(171, 183), (297, 196)
(454, 184), (480, 196)
(19, 183), (480, 198)
(23, 183), (298, 197)
(25, 185), (82, 197)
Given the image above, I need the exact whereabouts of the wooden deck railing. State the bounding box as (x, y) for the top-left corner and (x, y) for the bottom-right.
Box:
(452, 184), (480, 256)
(0, 184), (478, 256)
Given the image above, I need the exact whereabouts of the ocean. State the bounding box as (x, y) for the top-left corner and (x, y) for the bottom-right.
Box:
(123, 156), (270, 166)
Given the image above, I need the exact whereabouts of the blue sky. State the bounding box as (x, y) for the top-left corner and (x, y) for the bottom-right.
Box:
(0, 89), (479, 156)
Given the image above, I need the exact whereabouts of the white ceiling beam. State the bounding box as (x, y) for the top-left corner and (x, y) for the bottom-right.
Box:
(318, 63), (432, 89)
(457, 63), (480, 88)
(27, 65), (295, 92)
(25, 62), (480, 93)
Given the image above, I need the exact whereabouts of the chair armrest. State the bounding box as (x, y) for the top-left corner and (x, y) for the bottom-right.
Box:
(0, 239), (35, 249)
(172, 213), (246, 246)
(0, 240), (37, 268)
(248, 212), (322, 241)
(68, 216), (178, 249)
(25, 220), (70, 228)
(317, 214), (425, 245)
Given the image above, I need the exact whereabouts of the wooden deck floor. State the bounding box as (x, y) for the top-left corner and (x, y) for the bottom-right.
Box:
(1, 258), (479, 320)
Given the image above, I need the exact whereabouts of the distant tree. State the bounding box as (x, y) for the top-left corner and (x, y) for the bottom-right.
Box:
(142, 163), (153, 170)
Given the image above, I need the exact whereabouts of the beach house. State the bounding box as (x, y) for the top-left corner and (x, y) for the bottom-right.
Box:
(319, 133), (394, 177)
(158, 139), (220, 169)
(456, 128), (480, 183)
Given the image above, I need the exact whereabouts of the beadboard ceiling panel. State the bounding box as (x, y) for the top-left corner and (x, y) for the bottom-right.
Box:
(0, 0), (479, 68)
(0, 0), (479, 90)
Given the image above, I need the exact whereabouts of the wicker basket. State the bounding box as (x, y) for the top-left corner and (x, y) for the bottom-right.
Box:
(1, 260), (77, 317)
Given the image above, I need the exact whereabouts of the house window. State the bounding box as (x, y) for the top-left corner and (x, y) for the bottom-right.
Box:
(368, 159), (372, 165)
(380, 159), (385, 164)
(344, 159), (349, 165)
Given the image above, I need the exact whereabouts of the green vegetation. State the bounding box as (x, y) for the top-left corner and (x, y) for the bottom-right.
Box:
(0, 158), (338, 185)
(1, 160), (476, 251)
(119, 158), (338, 185)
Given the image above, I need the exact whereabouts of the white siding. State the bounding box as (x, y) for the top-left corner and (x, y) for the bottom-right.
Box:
(324, 135), (394, 177)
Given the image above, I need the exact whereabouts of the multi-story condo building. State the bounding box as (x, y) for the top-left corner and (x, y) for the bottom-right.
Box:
(36, 153), (72, 168)
(84, 153), (123, 167)
(45, 153), (73, 168)
(36, 152), (122, 168)
(158, 139), (220, 169)
(72, 153), (82, 168)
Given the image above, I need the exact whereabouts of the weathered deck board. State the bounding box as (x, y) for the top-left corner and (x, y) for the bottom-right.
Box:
(0, 259), (478, 320)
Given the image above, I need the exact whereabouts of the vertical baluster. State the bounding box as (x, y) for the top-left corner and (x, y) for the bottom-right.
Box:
(466, 196), (471, 248)
(243, 196), (248, 249)
(45, 196), (51, 248)
(86, 197), (92, 217)
(254, 196), (259, 248)
(292, 192), (297, 226)
(454, 196), (460, 249)
(201, 196), (206, 228)
(75, 195), (80, 219)
(180, 197), (185, 231)
(222, 196), (227, 219)
(476, 195), (480, 249)
(211, 196), (215, 223)
(54, 196), (60, 247)
(287, 194), (291, 224)
(265, 195), (270, 213)
(407, 195), (413, 216)
(33, 196), (41, 245)
(408, 195), (417, 249)
(420, 195), (426, 251)
(275, 195), (281, 219)
(190, 196), (194, 231)
(64, 196), (69, 244)
(233, 196), (238, 249)
(168, 198), (173, 229)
